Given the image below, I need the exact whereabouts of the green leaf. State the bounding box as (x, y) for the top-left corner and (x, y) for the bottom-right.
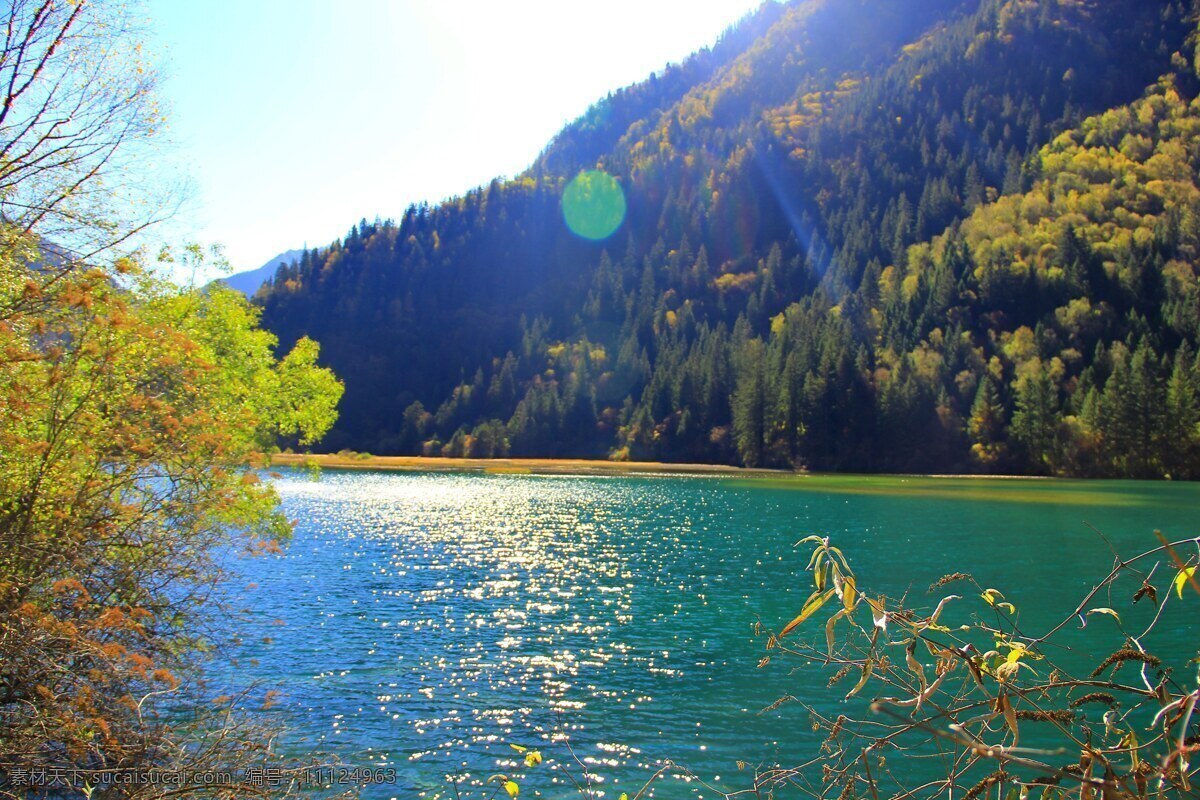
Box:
(1174, 566), (1197, 599)
(825, 608), (848, 656)
(779, 589), (835, 638)
(804, 546), (823, 571)
(1120, 730), (1140, 771)
(827, 545), (853, 574)
(841, 575), (858, 611)
(998, 691), (1019, 744)
(846, 656), (874, 699)
(927, 594), (960, 627)
(981, 588), (1004, 606)
(1086, 607), (1121, 623)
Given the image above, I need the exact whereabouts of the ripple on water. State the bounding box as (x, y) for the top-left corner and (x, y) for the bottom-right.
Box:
(215, 469), (1200, 798)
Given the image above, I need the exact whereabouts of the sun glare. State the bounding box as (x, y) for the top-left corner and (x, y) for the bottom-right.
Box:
(562, 170), (627, 241)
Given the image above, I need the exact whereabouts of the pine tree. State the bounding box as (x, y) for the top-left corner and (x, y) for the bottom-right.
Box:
(1126, 341), (1167, 477)
(1164, 344), (1200, 477)
(968, 376), (1007, 469)
(1010, 367), (1059, 473)
(732, 338), (767, 467)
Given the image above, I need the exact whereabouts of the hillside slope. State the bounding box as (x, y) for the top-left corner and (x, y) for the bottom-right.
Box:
(256, 0), (1200, 477)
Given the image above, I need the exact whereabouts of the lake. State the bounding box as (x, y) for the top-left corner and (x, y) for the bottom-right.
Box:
(213, 470), (1200, 798)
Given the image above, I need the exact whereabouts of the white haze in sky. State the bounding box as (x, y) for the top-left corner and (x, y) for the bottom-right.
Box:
(146, 0), (768, 278)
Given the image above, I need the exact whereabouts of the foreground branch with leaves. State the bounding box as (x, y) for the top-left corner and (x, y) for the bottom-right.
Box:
(0, 2), (351, 796)
(756, 535), (1200, 799)
(0, 239), (344, 797)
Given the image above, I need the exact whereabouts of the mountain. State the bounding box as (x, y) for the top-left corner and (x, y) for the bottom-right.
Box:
(254, 0), (1200, 478)
(218, 248), (305, 296)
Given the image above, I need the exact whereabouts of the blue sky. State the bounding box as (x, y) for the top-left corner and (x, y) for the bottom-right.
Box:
(145, 0), (767, 277)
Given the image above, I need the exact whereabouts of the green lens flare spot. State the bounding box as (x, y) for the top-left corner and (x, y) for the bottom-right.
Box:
(562, 170), (626, 240)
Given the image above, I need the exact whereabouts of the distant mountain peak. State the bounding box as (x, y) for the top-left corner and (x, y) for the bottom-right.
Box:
(216, 248), (305, 296)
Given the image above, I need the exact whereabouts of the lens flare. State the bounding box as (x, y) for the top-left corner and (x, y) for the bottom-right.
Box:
(562, 170), (626, 240)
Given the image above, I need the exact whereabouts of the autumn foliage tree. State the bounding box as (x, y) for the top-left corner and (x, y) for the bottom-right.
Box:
(0, 1), (344, 796)
(0, 0), (165, 257)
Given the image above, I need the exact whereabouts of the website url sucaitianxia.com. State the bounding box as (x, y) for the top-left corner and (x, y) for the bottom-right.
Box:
(1, 765), (398, 788)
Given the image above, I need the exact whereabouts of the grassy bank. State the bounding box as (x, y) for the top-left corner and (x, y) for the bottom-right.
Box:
(268, 452), (789, 476)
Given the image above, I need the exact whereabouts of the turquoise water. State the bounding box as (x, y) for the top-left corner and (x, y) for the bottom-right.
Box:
(215, 471), (1200, 798)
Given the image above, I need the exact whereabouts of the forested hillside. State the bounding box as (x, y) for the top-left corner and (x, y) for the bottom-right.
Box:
(256, 0), (1200, 477)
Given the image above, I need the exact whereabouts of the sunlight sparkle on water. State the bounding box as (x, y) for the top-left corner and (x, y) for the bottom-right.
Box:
(220, 469), (1200, 798)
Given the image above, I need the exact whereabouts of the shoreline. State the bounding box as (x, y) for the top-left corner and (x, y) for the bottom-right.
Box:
(267, 452), (790, 477)
(265, 454), (1119, 481)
